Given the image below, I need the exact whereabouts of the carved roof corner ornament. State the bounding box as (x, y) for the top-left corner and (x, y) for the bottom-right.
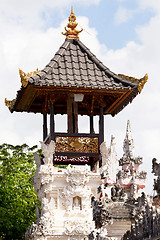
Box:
(62, 7), (83, 39)
(118, 73), (148, 93)
(19, 68), (28, 88)
(19, 68), (40, 88)
(5, 98), (16, 112)
(138, 73), (148, 93)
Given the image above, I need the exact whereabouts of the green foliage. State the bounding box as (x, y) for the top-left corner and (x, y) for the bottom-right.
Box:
(54, 164), (67, 169)
(0, 143), (39, 240)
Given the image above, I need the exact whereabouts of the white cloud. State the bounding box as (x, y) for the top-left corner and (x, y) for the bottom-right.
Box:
(114, 6), (133, 24)
(116, 0), (127, 2)
(0, 0), (102, 32)
(139, 0), (160, 13)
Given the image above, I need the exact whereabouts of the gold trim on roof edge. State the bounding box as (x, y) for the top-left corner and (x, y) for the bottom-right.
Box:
(5, 98), (16, 112)
(118, 73), (148, 93)
(62, 7), (83, 39)
(19, 68), (40, 88)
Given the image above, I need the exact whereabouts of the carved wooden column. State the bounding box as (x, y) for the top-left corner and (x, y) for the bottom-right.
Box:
(50, 103), (55, 141)
(67, 95), (73, 133)
(73, 102), (78, 133)
(99, 107), (104, 167)
(90, 115), (95, 171)
(67, 95), (78, 133)
(90, 115), (94, 134)
(43, 114), (48, 141)
(99, 106), (104, 144)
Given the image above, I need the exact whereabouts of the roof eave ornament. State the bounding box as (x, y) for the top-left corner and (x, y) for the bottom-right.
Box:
(19, 68), (28, 88)
(5, 98), (16, 112)
(138, 73), (148, 93)
(62, 7), (83, 40)
(118, 73), (148, 93)
(19, 68), (40, 88)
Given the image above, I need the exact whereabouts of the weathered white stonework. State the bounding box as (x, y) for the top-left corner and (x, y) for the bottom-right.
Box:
(100, 137), (118, 183)
(25, 141), (101, 240)
(117, 120), (146, 198)
(26, 122), (148, 240)
(100, 136), (119, 198)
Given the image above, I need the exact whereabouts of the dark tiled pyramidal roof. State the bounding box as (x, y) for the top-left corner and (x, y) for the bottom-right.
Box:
(28, 39), (136, 90)
(5, 37), (147, 116)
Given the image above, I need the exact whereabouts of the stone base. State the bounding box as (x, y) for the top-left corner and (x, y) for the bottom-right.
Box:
(26, 235), (88, 240)
(107, 220), (131, 239)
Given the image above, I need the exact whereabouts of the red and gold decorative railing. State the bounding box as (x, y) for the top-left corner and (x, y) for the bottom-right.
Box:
(44, 133), (99, 161)
(55, 135), (99, 154)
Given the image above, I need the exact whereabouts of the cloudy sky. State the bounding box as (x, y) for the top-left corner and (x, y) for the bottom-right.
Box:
(0, 0), (160, 194)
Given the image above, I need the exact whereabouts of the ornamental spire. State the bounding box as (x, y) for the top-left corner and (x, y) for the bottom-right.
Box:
(123, 120), (134, 159)
(62, 7), (83, 39)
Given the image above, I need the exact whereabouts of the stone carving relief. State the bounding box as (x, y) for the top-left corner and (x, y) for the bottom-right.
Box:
(66, 164), (90, 186)
(122, 192), (160, 240)
(88, 229), (116, 240)
(152, 158), (160, 196)
(111, 183), (125, 202)
(121, 158), (160, 240)
(25, 196), (56, 239)
(25, 121), (153, 240)
(100, 136), (118, 185)
(40, 140), (55, 165)
(61, 165), (92, 212)
(64, 219), (94, 235)
(25, 214), (55, 239)
(59, 165), (95, 236)
(100, 142), (109, 165)
(73, 196), (82, 210)
(152, 158), (160, 176)
(33, 153), (41, 195)
(123, 120), (134, 160)
(26, 141), (56, 239)
(91, 195), (113, 230)
(117, 121), (146, 198)
(32, 141), (56, 201)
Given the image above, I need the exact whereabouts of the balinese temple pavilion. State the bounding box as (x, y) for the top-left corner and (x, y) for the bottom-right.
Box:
(5, 8), (150, 240)
(5, 8), (147, 169)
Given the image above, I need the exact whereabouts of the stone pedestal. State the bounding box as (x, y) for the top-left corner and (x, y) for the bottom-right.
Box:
(25, 141), (101, 239)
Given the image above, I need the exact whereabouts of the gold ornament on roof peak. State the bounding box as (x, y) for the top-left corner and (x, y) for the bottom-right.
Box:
(62, 7), (83, 39)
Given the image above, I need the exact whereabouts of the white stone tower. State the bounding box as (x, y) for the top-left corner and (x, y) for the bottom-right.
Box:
(117, 120), (147, 198)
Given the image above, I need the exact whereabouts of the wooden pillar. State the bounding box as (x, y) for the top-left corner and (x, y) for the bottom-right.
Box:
(50, 103), (55, 141)
(43, 114), (48, 141)
(67, 95), (78, 133)
(99, 107), (104, 167)
(99, 107), (104, 144)
(90, 115), (94, 170)
(73, 102), (78, 133)
(67, 95), (73, 133)
(90, 115), (94, 134)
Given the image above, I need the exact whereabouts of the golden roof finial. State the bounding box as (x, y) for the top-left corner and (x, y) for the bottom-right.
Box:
(62, 7), (83, 39)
